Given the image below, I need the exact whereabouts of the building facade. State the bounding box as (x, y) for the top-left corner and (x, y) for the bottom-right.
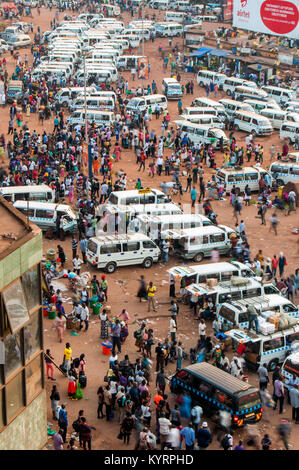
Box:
(0, 197), (46, 450)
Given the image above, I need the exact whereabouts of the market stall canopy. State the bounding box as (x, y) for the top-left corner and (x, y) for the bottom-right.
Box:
(190, 47), (230, 58)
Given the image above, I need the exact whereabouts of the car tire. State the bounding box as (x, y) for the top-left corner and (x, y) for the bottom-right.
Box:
(105, 262), (116, 274)
(227, 89), (231, 96)
(268, 359), (279, 372)
(143, 257), (153, 269)
(193, 252), (204, 262)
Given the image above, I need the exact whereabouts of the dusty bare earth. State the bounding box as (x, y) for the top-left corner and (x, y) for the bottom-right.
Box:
(1, 5), (299, 451)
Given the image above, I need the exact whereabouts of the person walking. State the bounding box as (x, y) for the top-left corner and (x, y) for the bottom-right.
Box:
(63, 343), (72, 375)
(79, 417), (92, 450)
(278, 252), (287, 277)
(45, 349), (56, 380)
(58, 403), (68, 443)
(147, 281), (157, 312)
(73, 255), (83, 275)
(53, 429), (64, 450)
(104, 385), (112, 422)
(71, 235), (78, 259)
(273, 376), (285, 414)
(54, 312), (66, 343)
(191, 404), (203, 434)
(289, 385), (299, 423)
(191, 186), (197, 209)
(180, 423), (195, 450)
(80, 237), (88, 264)
(79, 303), (89, 332)
(111, 319), (122, 353)
(121, 412), (135, 445)
(197, 422), (212, 450)
(257, 363), (269, 390)
(50, 385), (60, 421)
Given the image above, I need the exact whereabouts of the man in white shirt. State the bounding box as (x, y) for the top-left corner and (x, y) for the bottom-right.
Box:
(79, 303), (89, 332)
(158, 413), (171, 450)
(167, 425), (181, 450)
(191, 405), (203, 433)
(169, 316), (177, 343)
(72, 255), (83, 275)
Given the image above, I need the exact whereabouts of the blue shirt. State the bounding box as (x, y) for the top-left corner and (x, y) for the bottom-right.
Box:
(180, 427), (195, 446)
(191, 189), (197, 201)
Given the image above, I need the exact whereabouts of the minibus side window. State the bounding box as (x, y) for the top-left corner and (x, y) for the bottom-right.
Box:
(286, 332), (299, 345)
(123, 242), (140, 252)
(213, 388), (234, 408)
(221, 271), (233, 281)
(36, 209), (54, 218)
(210, 233), (225, 243)
(263, 337), (284, 352)
(100, 243), (121, 254)
(14, 192), (26, 201)
(239, 311), (249, 323)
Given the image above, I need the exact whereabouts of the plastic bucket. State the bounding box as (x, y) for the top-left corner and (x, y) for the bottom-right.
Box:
(46, 248), (56, 261)
(92, 303), (102, 315)
(101, 341), (112, 355)
(48, 310), (56, 320)
(43, 308), (49, 317)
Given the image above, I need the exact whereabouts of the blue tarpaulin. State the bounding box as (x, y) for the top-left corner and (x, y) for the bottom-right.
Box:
(190, 47), (231, 58)
(190, 47), (212, 57)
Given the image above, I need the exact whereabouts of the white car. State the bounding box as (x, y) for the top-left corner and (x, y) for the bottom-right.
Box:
(6, 35), (31, 49)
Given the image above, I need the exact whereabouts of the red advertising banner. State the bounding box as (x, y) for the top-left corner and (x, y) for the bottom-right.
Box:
(224, 0), (233, 20)
(138, 57), (149, 79)
(82, 142), (88, 177)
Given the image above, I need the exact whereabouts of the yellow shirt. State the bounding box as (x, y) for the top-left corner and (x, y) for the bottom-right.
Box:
(64, 347), (72, 361)
(147, 286), (156, 297)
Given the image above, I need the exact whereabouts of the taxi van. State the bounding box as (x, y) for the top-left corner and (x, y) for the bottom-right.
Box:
(161, 225), (234, 262)
(107, 189), (171, 206)
(225, 325), (299, 372)
(168, 261), (255, 287)
(269, 161), (299, 186)
(174, 121), (228, 149)
(128, 213), (212, 237)
(216, 166), (272, 194)
(281, 352), (299, 389)
(0, 185), (55, 203)
(97, 202), (182, 220)
(179, 113), (224, 129)
(170, 363), (263, 426)
(13, 201), (78, 233)
(185, 278), (280, 313)
(86, 233), (160, 273)
(233, 111), (273, 136)
(217, 294), (299, 330)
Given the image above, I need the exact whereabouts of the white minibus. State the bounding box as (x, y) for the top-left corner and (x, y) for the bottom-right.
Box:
(0, 185), (55, 203)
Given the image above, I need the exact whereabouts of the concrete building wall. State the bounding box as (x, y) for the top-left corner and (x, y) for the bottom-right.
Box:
(0, 231), (43, 290)
(0, 391), (47, 450)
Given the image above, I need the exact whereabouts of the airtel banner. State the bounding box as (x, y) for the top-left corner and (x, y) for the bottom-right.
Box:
(233, 0), (299, 38)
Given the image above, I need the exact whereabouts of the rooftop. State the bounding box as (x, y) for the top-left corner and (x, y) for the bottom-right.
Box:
(0, 197), (41, 261)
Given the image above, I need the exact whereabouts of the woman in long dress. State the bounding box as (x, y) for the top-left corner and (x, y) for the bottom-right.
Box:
(100, 309), (109, 339)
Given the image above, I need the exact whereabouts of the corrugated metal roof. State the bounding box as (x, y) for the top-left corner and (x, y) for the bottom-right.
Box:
(184, 363), (253, 394)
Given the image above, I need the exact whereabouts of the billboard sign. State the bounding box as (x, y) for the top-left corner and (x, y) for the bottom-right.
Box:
(233, 0), (299, 38)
